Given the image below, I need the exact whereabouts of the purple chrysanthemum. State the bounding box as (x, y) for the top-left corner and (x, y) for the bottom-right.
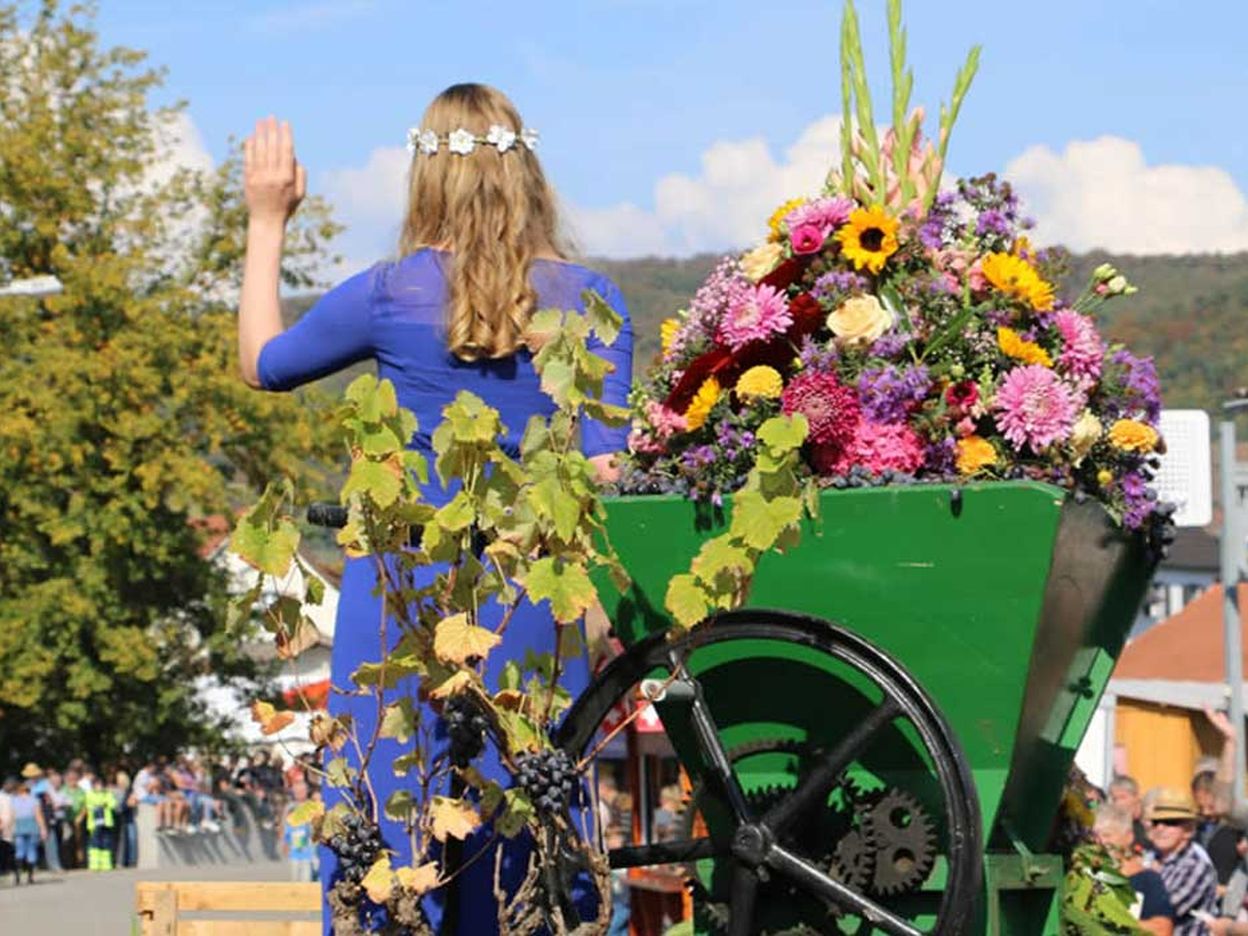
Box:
(868, 331), (911, 360)
(811, 270), (869, 306)
(1109, 349), (1162, 422)
(797, 335), (839, 373)
(993, 365), (1080, 451)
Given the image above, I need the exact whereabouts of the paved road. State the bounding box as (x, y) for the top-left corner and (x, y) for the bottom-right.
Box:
(0, 860), (300, 935)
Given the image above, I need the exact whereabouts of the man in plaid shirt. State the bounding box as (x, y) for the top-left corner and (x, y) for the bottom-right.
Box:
(1148, 787), (1219, 935)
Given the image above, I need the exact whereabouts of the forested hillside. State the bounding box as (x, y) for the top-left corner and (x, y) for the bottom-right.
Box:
(284, 250), (1248, 414)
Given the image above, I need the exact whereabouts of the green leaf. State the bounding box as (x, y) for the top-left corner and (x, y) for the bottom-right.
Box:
(529, 477), (581, 542)
(729, 489), (803, 552)
(385, 789), (415, 823)
(326, 757), (357, 788)
(227, 582), (263, 631)
(434, 490), (475, 533)
(495, 709), (541, 755)
(497, 788), (535, 838)
(525, 557), (597, 623)
(582, 289), (622, 346)
(500, 660), (522, 691)
(231, 511), (300, 577)
(757, 414), (808, 455)
(378, 698), (419, 744)
(434, 613), (502, 664)
(558, 622), (585, 660)
(342, 457), (402, 508)
(581, 399), (631, 427)
(666, 574), (710, 630)
(304, 574), (325, 607)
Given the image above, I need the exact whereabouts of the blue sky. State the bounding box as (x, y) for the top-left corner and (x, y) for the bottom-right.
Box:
(94, 0), (1248, 264)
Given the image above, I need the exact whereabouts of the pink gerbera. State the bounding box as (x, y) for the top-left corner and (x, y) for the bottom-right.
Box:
(824, 421), (926, 475)
(784, 196), (855, 236)
(1052, 309), (1104, 391)
(781, 371), (861, 449)
(718, 283), (793, 350)
(993, 365), (1080, 451)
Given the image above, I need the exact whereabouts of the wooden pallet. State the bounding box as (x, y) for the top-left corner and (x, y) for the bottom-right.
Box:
(135, 881), (320, 935)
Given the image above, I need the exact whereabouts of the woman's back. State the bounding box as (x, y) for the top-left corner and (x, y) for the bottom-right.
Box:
(257, 248), (632, 484)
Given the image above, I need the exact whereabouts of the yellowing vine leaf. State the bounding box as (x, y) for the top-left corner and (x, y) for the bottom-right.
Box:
(362, 855), (395, 903)
(428, 796), (481, 842)
(434, 613), (501, 664)
(286, 799), (324, 828)
(525, 557), (597, 623)
(250, 701), (295, 736)
(396, 862), (441, 896)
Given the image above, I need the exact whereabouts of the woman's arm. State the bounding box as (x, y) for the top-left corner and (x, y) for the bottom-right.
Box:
(238, 116), (306, 388)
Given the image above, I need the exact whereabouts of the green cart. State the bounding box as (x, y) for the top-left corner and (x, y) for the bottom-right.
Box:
(556, 481), (1156, 935)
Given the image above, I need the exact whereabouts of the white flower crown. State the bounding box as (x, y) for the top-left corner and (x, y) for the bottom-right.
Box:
(406, 124), (539, 157)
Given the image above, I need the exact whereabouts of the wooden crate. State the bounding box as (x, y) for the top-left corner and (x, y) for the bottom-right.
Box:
(135, 881), (320, 936)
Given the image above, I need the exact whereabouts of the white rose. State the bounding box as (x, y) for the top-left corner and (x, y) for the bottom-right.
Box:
(740, 242), (784, 283)
(827, 295), (894, 347)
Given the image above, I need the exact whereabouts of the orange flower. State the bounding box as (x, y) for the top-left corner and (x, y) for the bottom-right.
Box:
(956, 436), (997, 475)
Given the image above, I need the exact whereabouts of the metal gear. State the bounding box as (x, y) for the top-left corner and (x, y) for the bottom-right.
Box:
(862, 787), (937, 896)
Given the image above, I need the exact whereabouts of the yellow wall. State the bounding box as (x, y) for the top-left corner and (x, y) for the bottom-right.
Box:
(1115, 699), (1220, 792)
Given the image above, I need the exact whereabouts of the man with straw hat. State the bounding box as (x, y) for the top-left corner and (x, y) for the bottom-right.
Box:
(1147, 786), (1219, 935)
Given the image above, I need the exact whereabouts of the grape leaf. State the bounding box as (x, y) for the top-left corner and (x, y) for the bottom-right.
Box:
(286, 799), (324, 828)
(250, 701), (295, 736)
(362, 855), (395, 904)
(378, 698), (419, 744)
(434, 613), (502, 664)
(428, 796), (480, 842)
(666, 574), (710, 630)
(396, 862), (440, 896)
(525, 557), (597, 623)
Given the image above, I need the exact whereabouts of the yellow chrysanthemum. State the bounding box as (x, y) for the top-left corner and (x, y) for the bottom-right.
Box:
(660, 318), (681, 357)
(1108, 419), (1159, 454)
(684, 377), (721, 431)
(956, 436), (998, 476)
(767, 197), (808, 242)
(735, 366), (784, 401)
(1097, 469), (1114, 487)
(997, 327), (1053, 367)
(834, 206), (900, 275)
(981, 252), (1055, 311)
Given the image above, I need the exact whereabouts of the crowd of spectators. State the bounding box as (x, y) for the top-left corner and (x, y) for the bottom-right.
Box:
(0, 747), (320, 885)
(1083, 707), (1248, 935)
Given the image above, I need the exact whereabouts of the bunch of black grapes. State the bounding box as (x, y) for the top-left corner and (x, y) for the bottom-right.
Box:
(443, 694), (489, 768)
(515, 749), (576, 817)
(329, 812), (384, 887)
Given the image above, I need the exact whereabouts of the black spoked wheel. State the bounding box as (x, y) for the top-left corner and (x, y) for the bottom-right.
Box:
(555, 610), (982, 936)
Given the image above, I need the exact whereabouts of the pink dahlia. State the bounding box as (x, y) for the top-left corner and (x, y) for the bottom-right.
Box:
(781, 371), (861, 448)
(718, 283), (793, 350)
(993, 365), (1080, 451)
(785, 196), (855, 235)
(820, 420), (925, 475)
(1052, 309), (1104, 391)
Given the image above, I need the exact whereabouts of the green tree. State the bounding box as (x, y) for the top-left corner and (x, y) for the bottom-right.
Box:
(0, 0), (342, 770)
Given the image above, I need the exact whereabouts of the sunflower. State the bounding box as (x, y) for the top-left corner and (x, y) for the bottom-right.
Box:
(767, 197), (808, 242)
(981, 252), (1055, 311)
(834, 206), (900, 274)
(997, 327), (1053, 368)
(684, 377), (722, 431)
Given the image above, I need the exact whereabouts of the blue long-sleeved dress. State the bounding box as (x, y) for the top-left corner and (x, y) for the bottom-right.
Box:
(256, 248), (633, 933)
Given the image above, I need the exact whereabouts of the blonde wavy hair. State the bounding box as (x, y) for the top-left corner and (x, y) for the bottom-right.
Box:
(398, 84), (568, 361)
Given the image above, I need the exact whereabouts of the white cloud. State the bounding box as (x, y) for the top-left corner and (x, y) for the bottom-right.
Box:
(1004, 136), (1248, 255)
(313, 123), (1248, 268)
(319, 145), (410, 276)
(570, 116), (844, 258)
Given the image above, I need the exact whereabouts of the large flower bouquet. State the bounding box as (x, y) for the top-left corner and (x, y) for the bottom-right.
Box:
(621, 2), (1168, 534)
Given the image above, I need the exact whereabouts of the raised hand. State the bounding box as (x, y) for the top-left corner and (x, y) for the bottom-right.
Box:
(243, 116), (306, 223)
(1204, 703), (1236, 742)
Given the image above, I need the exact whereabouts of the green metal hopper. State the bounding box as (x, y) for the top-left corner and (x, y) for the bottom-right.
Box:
(560, 481), (1156, 934)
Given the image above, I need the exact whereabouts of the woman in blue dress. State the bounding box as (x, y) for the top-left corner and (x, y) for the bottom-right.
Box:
(237, 83), (633, 934)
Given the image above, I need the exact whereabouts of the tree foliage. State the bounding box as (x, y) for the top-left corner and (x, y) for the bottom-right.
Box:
(0, 0), (342, 770)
